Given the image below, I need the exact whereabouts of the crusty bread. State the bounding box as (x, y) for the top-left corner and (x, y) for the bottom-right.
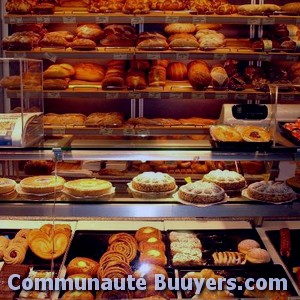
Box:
(43, 64), (75, 79)
(164, 23), (196, 34)
(74, 63), (106, 82)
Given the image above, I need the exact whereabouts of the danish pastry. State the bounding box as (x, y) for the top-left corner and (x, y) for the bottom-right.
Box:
(210, 125), (243, 142)
(135, 227), (162, 242)
(139, 249), (167, 266)
(3, 244), (26, 265)
(67, 257), (99, 277)
(0, 178), (16, 194)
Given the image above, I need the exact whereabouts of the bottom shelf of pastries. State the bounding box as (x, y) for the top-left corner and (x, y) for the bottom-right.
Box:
(0, 220), (299, 299)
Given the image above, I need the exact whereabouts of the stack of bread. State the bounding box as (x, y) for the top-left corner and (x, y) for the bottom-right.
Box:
(126, 59), (150, 90)
(43, 63), (74, 90)
(195, 28), (225, 50)
(100, 24), (136, 47)
(170, 231), (203, 266)
(101, 60), (126, 90)
(148, 60), (168, 87)
(39, 30), (74, 48)
(165, 23), (199, 50)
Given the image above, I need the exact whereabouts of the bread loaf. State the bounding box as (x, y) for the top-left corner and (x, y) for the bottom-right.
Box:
(43, 78), (69, 90)
(76, 24), (104, 41)
(237, 4), (280, 15)
(148, 66), (166, 87)
(210, 66), (228, 90)
(164, 23), (196, 34)
(188, 61), (211, 90)
(126, 70), (147, 90)
(137, 37), (169, 50)
(167, 62), (187, 81)
(74, 63), (105, 82)
(281, 2), (300, 14)
(43, 64), (75, 79)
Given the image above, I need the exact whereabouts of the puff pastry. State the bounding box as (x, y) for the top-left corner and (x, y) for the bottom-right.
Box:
(210, 125), (243, 142)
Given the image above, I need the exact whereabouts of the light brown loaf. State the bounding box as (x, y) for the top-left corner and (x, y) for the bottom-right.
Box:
(210, 66), (229, 90)
(43, 64), (75, 79)
(74, 63), (106, 82)
(188, 61), (211, 90)
(167, 62), (187, 81)
(164, 23), (196, 34)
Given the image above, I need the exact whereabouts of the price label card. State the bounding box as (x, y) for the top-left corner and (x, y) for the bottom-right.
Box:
(286, 55), (298, 62)
(63, 16), (77, 23)
(95, 16), (109, 23)
(44, 52), (57, 62)
(262, 18), (275, 25)
(123, 128), (136, 136)
(10, 17), (23, 24)
(169, 92), (183, 99)
(165, 16), (179, 23)
(281, 95), (295, 101)
(128, 92), (141, 99)
(14, 52), (26, 58)
(106, 92), (119, 99)
(99, 128), (114, 135)
(136, 128), (150, 136)
(146, 53), (161, 60)
(148, 92), (161, 99)
(37, 16), (50, 23)
(247, 18), (261, 25)
(213, 53), (227, 60)
(52, 128), (66, 135)
(46, 92), (60, 98)
(191, 92), (205, 99)
(192, 16), (206, 23)
(255, 94), (269, 101)
(113, 53), (128, 60)
(176, 53), (189, 60)
(259, 54), (271, 61)
(131, 16), (144, 25)
(234, 93), (248, 100)
(215, 93), (228, 100)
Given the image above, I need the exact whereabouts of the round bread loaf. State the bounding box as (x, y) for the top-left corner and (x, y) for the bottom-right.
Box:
(167, 62), (187, 81)
(188, 60), (211, 90)
(0, 178), (16, 194)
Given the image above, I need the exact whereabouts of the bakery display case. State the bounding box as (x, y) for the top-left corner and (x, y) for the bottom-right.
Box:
(1, 0), (300, 298)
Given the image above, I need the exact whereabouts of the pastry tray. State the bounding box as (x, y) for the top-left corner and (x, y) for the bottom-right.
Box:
(266, 229), (300, 286)
(65, 230), (172, 268)
(278, 121), (300, 146)
(178, 264), (298, 299)
(0, 229), (64, 270)
(167, 229), (272, 268)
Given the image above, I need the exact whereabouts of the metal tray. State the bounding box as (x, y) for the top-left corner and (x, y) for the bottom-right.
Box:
(278, 122), (300, 146)
(167, 229), (272, 268)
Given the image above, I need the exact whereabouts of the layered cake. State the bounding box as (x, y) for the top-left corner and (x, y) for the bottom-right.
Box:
(0, 178), (16, 194)
(64, 178), (112, 197)
(20, 175), (65, 194)
(202, 169), (246, 190)
(247, 181), (296, 203)
(178, 181), (225, 204)
(132, 172), (176, 192)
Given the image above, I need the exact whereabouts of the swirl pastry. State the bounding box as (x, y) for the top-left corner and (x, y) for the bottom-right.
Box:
(20, 175), (65, 194)
(108, 240), (137, 263)
(213, 251), (246, 265)
(0, 178), (16, 194)
(99, 251), (129, 266)
(108, 233), (138, 248)
(0, 236), (10, 259)
(96, 290), (132, 300)
(3, 244), (26, 264)
(99, 260), (132, 280)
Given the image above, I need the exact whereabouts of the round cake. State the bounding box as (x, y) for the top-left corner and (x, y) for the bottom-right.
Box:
(0, 178), (16, 194)
(64, 178), (112, 197)
(178, 181), (225, 204)
(247, 181), (296, 203)
(20, 175), (65, 194)
(132, 172), (176, 192)
(202, 169), (246, 190)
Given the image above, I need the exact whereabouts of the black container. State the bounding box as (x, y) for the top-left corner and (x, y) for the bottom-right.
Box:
(168, 229), (272, 268)
(278, 122), (300, 146)
(178, 264), (298, 299)
(211, 139), (273, 150)
(266, 229), (300, 286)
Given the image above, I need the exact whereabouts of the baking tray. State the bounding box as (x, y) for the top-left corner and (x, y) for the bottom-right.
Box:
(66, 230), (171, 268)
(278, 122), (300, 146)
(0, 229), (64, 270)
(167, 229), (272, 268)
(266, 229), (300, 286)
(178, 264), (298, 298)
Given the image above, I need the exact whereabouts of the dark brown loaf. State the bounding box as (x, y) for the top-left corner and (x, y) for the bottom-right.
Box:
(126, 70), (147, 90)
(188, 61), (211, 90)
(148, 66), (166, 87)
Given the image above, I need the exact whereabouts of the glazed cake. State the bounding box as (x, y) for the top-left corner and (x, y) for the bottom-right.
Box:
(202, 169), (246, 190)
(247, 181), (296, 203)
(178, 181), (225, 204)
(132, 172), (176, 192)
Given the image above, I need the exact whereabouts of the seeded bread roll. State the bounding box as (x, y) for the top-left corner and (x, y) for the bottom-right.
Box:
(164, 23), (196, 34)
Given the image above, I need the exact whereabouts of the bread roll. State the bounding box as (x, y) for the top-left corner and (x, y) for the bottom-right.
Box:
(76, 24), (105, 41)
(148, 66), (166, 87)
(195, 24), (222, 31)
(43, 64), (75, 79)
(237, 4), (280, 15)
(188, 61), (211, 90)
(137, 38), (169, 50)
(74, 63), (105, 82)
(67, 38), (96, 50)
(281, 2), (300, 14)
(152, 60), (169, 68)
(43, 78), (69, 90)
(130, 60), (151, 71)
(164, 23), (196, 34)
(167, 62), (187, 81)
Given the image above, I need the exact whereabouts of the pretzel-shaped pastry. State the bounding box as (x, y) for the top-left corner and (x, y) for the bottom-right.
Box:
(212, 251), (246, 265)
(15, 229), (31, 240)
(3, 244), (26, 264)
